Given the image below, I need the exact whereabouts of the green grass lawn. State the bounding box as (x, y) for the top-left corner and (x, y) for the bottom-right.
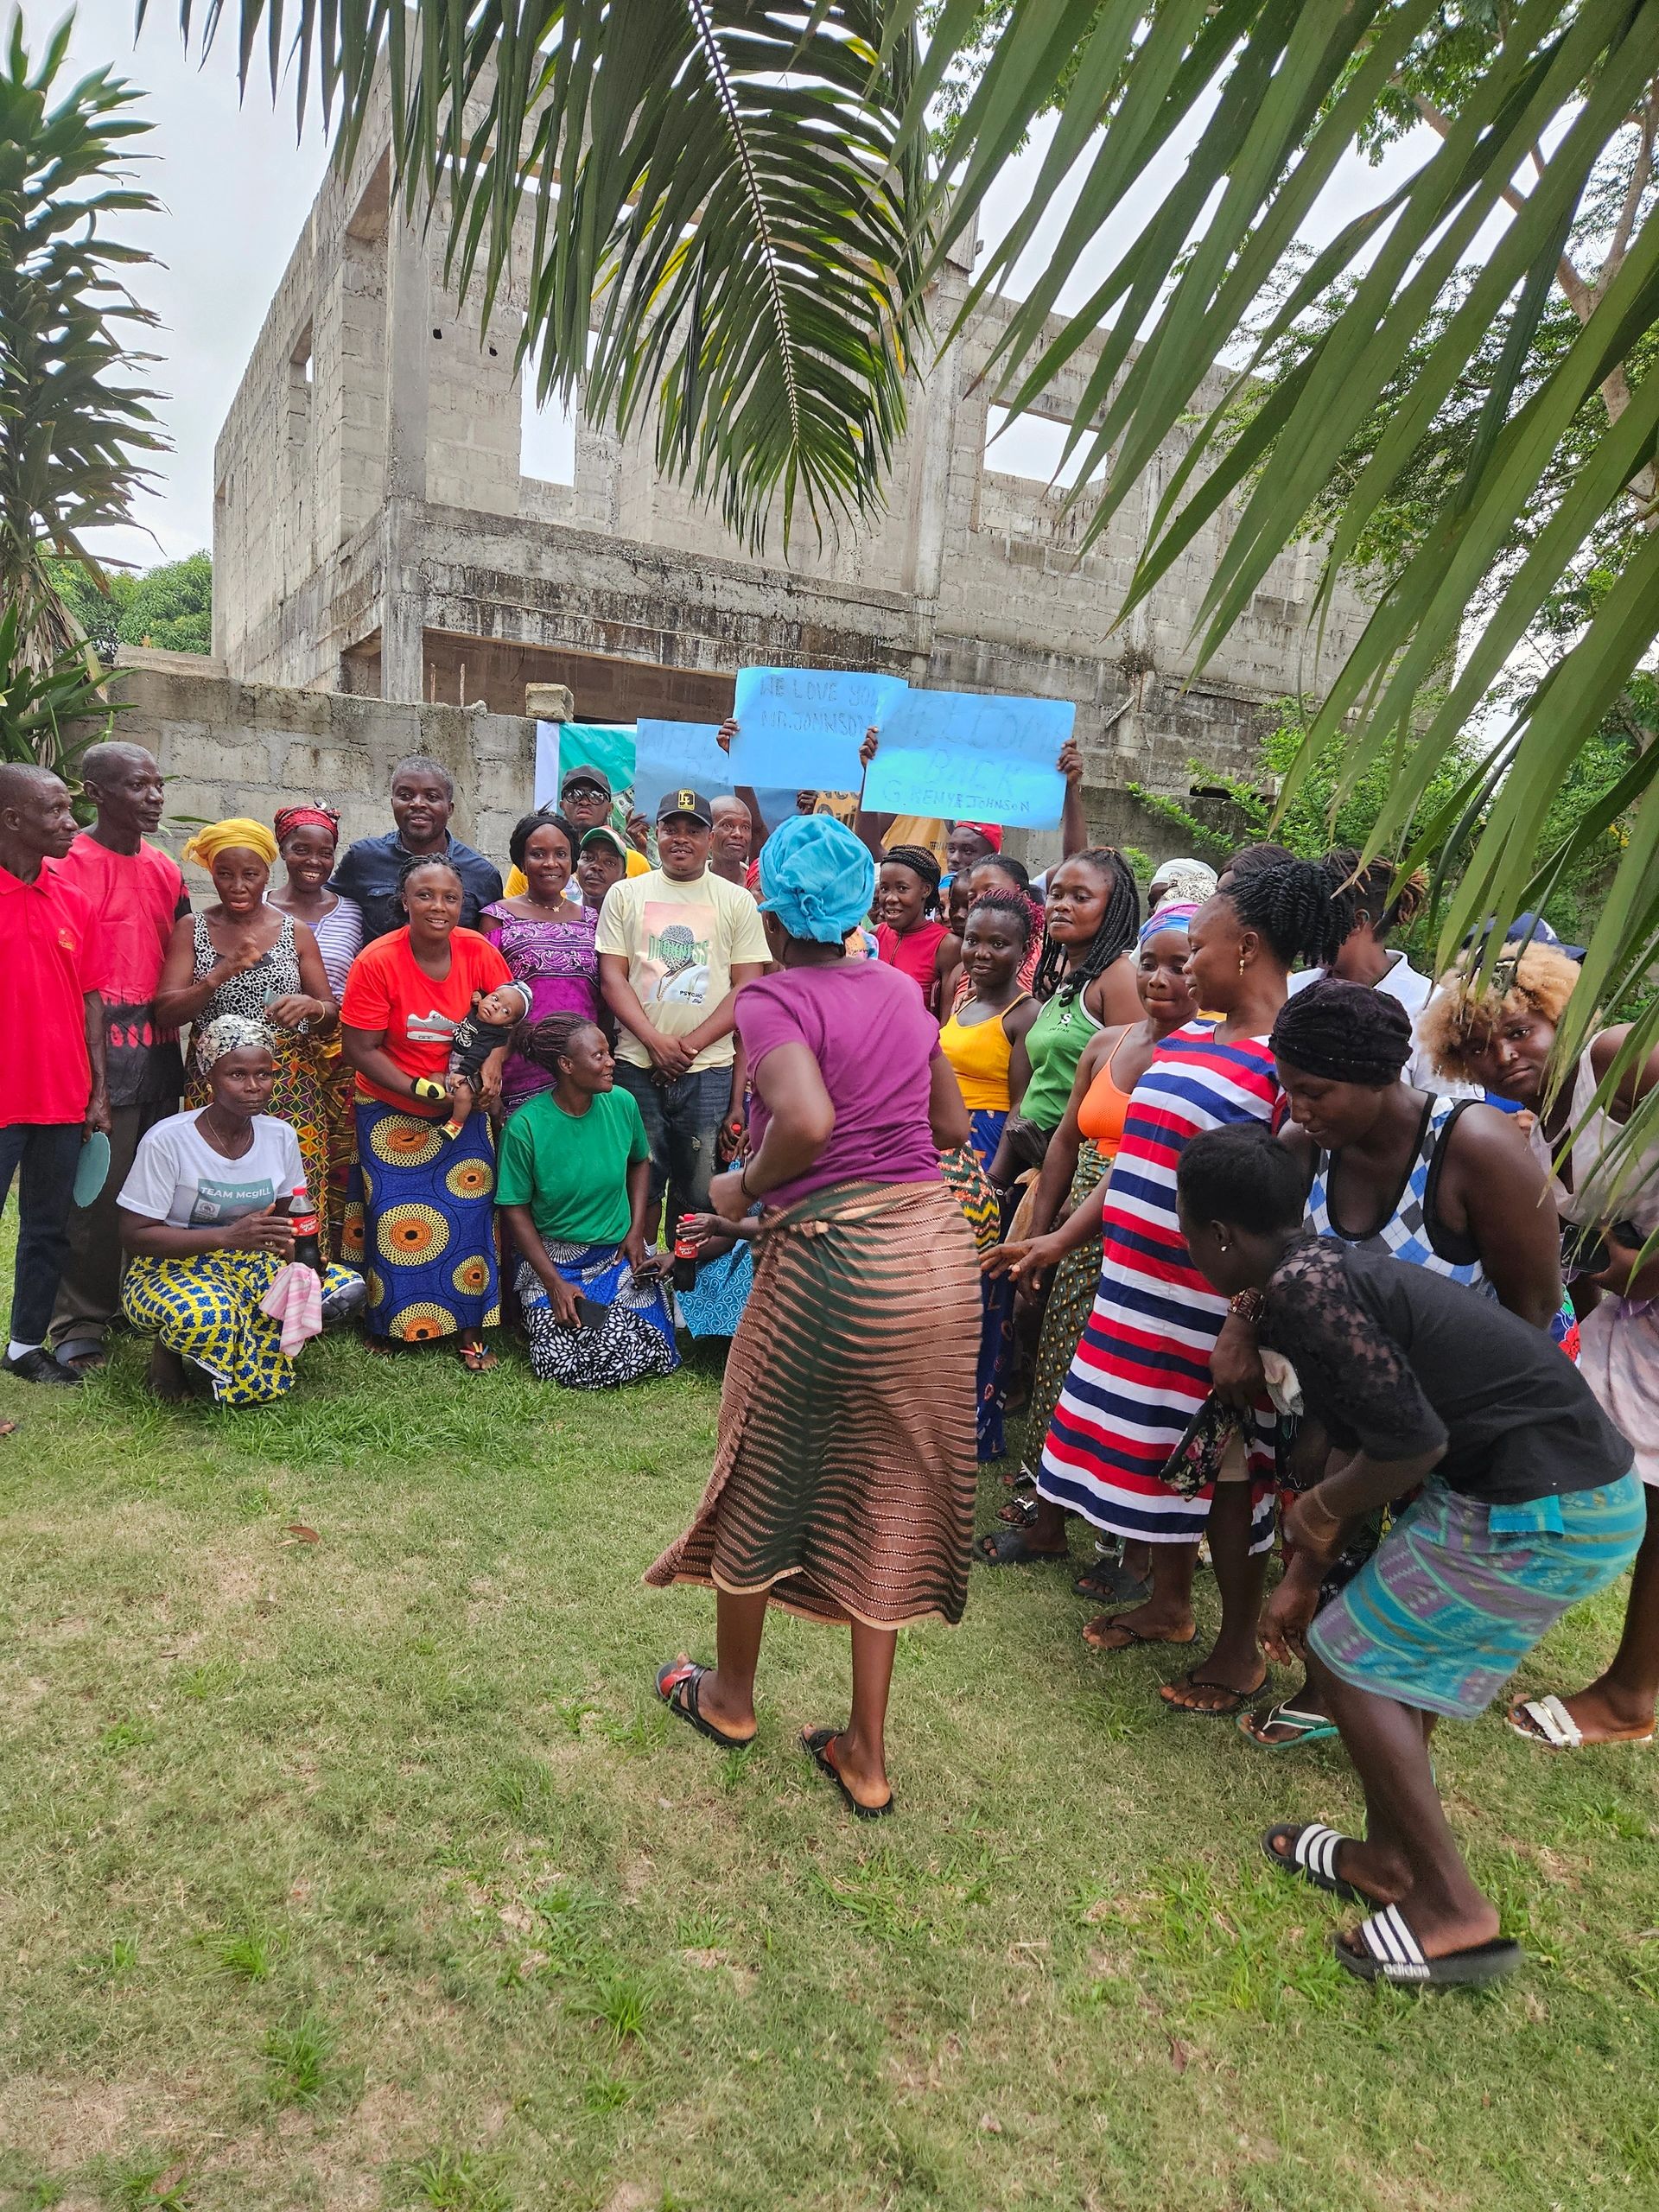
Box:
(2, 1310), (1657, 2212)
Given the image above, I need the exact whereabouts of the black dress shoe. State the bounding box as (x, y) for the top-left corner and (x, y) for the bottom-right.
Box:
(3, 1348), (83, 1386)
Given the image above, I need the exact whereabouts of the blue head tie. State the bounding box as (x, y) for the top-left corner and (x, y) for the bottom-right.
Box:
(755, 813), (876, 944)
(1140, 899), (1199, 947)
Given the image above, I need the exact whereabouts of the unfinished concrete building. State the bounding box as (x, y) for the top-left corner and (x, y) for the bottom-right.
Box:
(212, 118), (1370, 836)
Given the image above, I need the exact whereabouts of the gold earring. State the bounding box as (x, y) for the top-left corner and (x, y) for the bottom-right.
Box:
(1237, 948), (1248, 974)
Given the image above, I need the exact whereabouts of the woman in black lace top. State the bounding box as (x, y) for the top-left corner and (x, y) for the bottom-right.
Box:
(1174, 1123), (1642, 1989)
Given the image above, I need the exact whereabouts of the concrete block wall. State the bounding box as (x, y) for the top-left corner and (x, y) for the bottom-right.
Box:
(108, 663), (537, 894)
(105, 652), (1253, 896)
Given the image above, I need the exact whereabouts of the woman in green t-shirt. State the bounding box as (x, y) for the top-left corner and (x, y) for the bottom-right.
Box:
(497, 1015), (679, 1389)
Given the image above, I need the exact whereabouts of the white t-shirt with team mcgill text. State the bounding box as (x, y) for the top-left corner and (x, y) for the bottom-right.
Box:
(118, 1109), (307, 1230)
(594, 866), (770, 1072)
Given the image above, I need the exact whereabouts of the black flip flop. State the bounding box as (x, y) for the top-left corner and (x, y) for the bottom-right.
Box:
(1081, 1616), (1198, 1652)
(977, 1527), (1069, 1567)
(801, 1727), (892, 1819)
(655, 1659), (754, 1751)
(1159, 1671), (1268, 1718)
(1335, 1905), (1523, 1989)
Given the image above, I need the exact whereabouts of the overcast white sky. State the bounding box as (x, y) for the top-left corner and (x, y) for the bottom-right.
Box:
(25, 0), (1437, 572)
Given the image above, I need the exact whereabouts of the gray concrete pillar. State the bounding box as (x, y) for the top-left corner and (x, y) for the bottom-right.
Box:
(381, 205), (430, 702)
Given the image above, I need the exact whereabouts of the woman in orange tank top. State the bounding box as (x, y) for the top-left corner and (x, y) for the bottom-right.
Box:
(980, 906), (1201, 1585)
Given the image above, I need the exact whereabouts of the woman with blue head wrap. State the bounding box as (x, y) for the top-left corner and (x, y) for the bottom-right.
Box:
(648, 807), (982, 1822)
(753, 811), (876, 946)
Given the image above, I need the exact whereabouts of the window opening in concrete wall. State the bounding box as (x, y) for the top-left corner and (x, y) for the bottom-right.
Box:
(519, 331), (596, 486)
(290, 323), (315, 390)
(983, 404), (1102, 492)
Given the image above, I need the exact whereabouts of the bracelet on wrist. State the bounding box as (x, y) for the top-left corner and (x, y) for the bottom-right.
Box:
(1228, 1288), (1265, 1324)
(1302, 1487), (1344, 1538)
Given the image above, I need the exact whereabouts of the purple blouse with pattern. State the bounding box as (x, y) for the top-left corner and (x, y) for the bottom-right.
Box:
(481, 899), (602, 1106)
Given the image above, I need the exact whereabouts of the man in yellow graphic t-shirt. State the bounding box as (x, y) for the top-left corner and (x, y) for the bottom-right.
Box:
(595, 790), (769, 1239)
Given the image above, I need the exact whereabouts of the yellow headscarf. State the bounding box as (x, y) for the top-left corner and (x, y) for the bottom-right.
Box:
(181, 817), (279, 869)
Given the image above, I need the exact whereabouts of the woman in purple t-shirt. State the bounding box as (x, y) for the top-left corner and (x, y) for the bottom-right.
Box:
(647, 815), (980, 1818)
(480, 810), (602, 1111)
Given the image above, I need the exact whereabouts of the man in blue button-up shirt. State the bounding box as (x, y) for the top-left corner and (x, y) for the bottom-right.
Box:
(330, 755), (504, 944)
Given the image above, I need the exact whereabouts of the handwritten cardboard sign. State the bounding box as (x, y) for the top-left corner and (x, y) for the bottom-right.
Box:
(862, 690), (1072, 829)
(729, 666), (908, 794)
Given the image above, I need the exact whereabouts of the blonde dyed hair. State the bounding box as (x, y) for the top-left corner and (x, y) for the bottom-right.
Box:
(1420, 939), (1581, 1082)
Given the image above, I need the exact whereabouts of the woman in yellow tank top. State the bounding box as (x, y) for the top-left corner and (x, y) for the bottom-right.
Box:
(937, 893), (1041, 1463)
(938, 894), (1040, 1159)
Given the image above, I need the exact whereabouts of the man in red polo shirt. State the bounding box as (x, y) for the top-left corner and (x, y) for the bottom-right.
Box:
(0, 764), (111, 1388)
(48, 742), (189, 1374)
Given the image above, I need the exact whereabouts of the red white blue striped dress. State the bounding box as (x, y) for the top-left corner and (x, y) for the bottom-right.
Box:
(1038, 1023), (1280, 1550)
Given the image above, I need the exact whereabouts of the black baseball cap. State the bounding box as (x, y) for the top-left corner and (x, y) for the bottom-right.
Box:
(561, 764), (613, 799)
(656, 787), (714, 827)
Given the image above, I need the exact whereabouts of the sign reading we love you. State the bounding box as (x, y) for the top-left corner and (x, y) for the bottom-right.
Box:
(862, 690), (1073, 830)
(729, 667), (909, 794)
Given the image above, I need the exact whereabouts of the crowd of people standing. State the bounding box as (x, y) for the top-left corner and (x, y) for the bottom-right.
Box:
(2, 728), (1654, 1988)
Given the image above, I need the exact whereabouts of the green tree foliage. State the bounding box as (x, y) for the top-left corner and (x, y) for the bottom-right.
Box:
(50, 550), (213, 658)
(1134, 685), (1645, 967)
(1131, 700), (1484, 868)
(911, 0), (1659, 1119)
(0, 15), (164, 669)
(1230, 11), (1659, 690)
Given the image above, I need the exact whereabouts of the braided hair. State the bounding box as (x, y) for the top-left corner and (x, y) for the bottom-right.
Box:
(1328, 848), (1427, 942)
(1220, 856), (1355, 969)
(963, 888), (1033, 949)
(1270, 976), (1413, 1086)
(396, 849), (464, 903)
(526, 1011), (602, 1076)
(1032, 847), (1141, 1004)
(883, 843), (943, 916)
(1223, 840), (1298, 882)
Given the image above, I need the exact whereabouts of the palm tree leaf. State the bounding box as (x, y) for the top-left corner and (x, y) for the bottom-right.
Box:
(156, 0), (927, 550)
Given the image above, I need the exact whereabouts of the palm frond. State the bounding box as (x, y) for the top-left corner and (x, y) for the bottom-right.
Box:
(0, 16), (166, 671)
(924, 0), (1659, 1175)
(155, 0), (929, 550)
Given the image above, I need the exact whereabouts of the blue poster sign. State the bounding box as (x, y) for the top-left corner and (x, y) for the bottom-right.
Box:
(729, 666), (907, 794)
(632, 721), (734, 818)
(862, 690), (1072, 830)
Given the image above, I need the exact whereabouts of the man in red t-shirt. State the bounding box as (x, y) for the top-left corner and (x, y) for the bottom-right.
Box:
(0, 765), (110, 1387)
(48, 742), (190, 1372)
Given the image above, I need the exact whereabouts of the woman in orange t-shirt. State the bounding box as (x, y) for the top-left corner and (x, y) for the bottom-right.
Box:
(340, 854), (513, 1370)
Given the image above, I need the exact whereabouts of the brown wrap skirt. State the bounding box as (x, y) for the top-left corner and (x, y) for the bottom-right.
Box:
(645, 1179), (980, 1628)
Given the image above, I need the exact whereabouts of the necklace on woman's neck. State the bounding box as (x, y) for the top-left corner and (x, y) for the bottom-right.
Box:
(199, 1103), (252, 1154)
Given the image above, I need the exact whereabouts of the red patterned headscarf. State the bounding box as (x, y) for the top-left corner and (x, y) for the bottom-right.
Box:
(273, 803), (341, 849)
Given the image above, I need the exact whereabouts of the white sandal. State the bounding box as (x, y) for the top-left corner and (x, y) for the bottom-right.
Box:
(1508, 1692), (1656, 1751)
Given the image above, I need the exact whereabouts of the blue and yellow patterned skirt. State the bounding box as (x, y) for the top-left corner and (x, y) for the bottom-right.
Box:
(1310, 1471), (1644, 1719)
(343, 1102), (501, 1343)
(939, 1109), (1014, 1463)
(123, 1250), (361, 1408)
